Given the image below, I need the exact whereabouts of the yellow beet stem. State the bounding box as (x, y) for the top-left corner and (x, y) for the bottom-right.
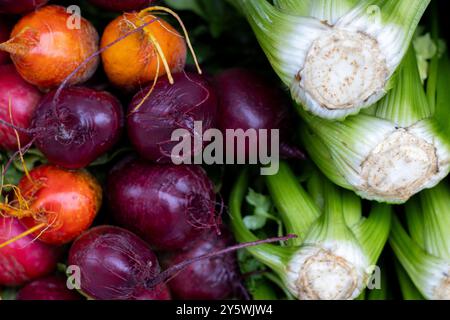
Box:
(8, 97), (34, 185)
(0, 222), (46, 249)
(139, 6), (202, 75)
(130, 53), (161, 114)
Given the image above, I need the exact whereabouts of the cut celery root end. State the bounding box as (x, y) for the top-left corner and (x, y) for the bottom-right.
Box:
(296, 29), (388, 112)
(361, 129), (438, 202)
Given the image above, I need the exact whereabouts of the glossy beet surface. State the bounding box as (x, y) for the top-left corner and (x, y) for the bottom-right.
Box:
(17, 276), (82, 300)
(0, 6), (99, 89)
(128, 72), (217, 163)
(0, 0), (48, 14)
(163, 231), (239, 300)
(32, 87), (124, 169)
(107, 158), (217, 250)
(68, 226), (171, 300)
(88, 0), (154, 11)
(18, 165), (102, 245)
(0, 64), (41, 150)
(101, 13), (186, 92)
(215, 68), (302, 159)
(0, 217), (60, 286)
(0, 19), (11, 64)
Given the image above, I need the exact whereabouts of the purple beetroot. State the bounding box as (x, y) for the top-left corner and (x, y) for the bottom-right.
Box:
(31, 87), (124, 169)
(127, 72), (217, 163)
(162, 230), (239, 300)
(0, 217), (60, 286)
(0, 64), (41, 150)
(107, 158), (217, 251)
(17, 276), (82, 300)
(68, 226), (171, 300)
(215, 68), (304, 160)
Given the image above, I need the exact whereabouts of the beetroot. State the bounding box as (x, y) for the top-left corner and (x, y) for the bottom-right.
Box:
(0, 19), (10, 65)
(0, 64), (41, 150)
(31, 87), (124, 169)
(17, 276), (82, 300)
(88, 0), (154, 12)
(162, 231), (239, 300)
(68, 226), (171, 300)
(215, 68), (303, 160)
(107, 158), (217, 251)
(0, 217), (60, 286)
(127, 72), (217, 163)
(68, 226), (294, 300)
(0, 0), (48, 14)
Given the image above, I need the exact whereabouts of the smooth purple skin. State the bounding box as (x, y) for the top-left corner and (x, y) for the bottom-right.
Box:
(162, 231), (239, 300)
(0, 19), (11, 65)
(68, 225), (171, 300)
(107, 158), (216, 251)
(32, 87), (124, 169)
(127, 72), (218, 163)
(17, 276), (82, 300)
(215, 68), (293, 159)
(0, 0), (48, 14)
(0, 64), (42, 150)
(88, 0), (154, 12)
(0, 217), (60, 286)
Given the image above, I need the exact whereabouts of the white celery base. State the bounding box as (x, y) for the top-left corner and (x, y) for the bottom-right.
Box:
(298, 29), (388, 112)
(285, 244), (368, 300)
(434, 273), (450, 300)
(360, 129), (438, 202)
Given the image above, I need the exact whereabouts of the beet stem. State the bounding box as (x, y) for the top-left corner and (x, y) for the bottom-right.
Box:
(146, 234), (297, 288)
(0, 222), (46, 249)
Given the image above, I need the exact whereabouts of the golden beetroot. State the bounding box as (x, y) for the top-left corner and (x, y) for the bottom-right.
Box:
(0, 5), (99, 90)
(0, 165), (102, 245)
(101, 11), (187, 92)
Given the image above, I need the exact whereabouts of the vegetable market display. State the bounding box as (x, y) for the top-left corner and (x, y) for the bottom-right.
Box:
(0, 0), (449, 301)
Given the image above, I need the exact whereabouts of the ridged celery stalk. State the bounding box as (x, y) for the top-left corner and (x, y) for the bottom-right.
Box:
(300, 46), (450, 203)
(230, 162), (392, 300)
(390, 181), (450, 300)
(228, 0), (430, 119)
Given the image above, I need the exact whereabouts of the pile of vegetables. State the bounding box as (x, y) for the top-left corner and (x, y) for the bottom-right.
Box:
(0, 0), (449, 301)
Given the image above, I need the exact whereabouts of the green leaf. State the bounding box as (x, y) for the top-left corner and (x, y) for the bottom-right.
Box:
(246, 188), (271, 212)
(243, 215), (267, 230)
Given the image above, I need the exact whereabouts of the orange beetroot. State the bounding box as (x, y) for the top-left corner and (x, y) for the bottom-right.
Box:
(101, 12), (187, 92)
(1, 165), (102, 245)
(0, 5), (99, 90)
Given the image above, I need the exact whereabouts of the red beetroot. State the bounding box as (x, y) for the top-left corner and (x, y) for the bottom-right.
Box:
(0, 64), (41, 150)
(0, 19), (10, 65)
(107, 158), (217, 251)
(88, 0), (154, 12)
(17, 276), (82, 300)
(162, 231), (239, 300)
(68, 226), (294, 300)
(0, 0), (48, 14)
(215, 68), (304, 160)
(32, 87), (124, 169)
(127, 72), (217, 163)
(68, 226), (171, 300)
(0, 217), (60, 286)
